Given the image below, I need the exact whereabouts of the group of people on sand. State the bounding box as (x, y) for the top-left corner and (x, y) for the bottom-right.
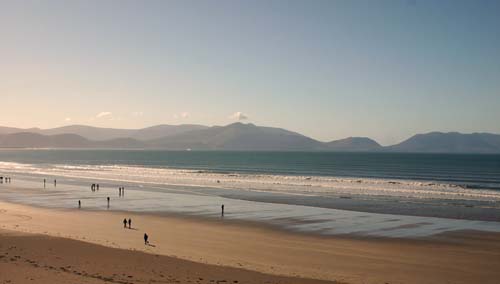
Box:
(0, 176), (12, 183)
(123, 218), (132, 229)
(122, 218), (149, 245)
(118, 186), (125, 197)
(91, 183), (100, 192)
(40, 177), (227, 247)
(42, 178), (57, 188)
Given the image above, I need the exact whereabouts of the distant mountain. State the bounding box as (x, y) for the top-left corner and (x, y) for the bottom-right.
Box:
(0, 126), (33, 135)
(130, 124), (208, 141)
(0, 124), (499, 153)
(325, 137), (382, 152)
(1, 124), (208, 141)
(0, 132), (145, 149)
(0, 133), (92, 148)
(386, 132), (500, 153)
(149, 122), (323, 151)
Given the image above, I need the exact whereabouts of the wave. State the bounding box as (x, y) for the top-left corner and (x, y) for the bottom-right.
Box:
(1, 161), (500, 202)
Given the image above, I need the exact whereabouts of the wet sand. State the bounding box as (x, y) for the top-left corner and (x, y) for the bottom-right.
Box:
(1, 201), (500, 284)
(2, 160), (500, 222)
(2, 180), (500, 238)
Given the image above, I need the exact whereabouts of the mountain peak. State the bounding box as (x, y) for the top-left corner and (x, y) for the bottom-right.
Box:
(0, 124), (499, 153)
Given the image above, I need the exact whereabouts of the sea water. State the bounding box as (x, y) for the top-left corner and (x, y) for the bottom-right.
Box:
(0, 149), (499, 237)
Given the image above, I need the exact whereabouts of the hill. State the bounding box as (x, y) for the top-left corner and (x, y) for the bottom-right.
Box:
(325, 137), (382, 152)
(0, 133), (145, 149)
(386, 132), (500, 153)
(1, 124), (499, 153)
(148, 122), (323, 151)
(36, 124), (208, 141)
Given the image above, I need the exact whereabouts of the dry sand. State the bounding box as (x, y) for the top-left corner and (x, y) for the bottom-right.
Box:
(1, 200), (500, 284)
(0, 230), (335, 284)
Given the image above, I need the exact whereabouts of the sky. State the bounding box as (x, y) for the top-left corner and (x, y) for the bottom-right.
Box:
(0, 0), (499, 145)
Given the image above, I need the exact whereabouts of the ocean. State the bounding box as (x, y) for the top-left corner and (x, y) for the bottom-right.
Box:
(0, 149), (499, 237)
(0, 150), (499, 189)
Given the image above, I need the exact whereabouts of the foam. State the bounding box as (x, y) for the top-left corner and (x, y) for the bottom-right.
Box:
(1, 161), (499, 202)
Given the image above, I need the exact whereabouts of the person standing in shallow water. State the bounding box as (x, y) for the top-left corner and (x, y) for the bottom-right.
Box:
(107, 197), (110, 208)
(78, 200), (81, 208)
(221, 204), (225, 216)
(54, 179), (57, 187)
(43, 179), (46, 188)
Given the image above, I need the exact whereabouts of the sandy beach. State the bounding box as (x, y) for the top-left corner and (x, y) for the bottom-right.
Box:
(1, 200), (500, 284)
(0, 230), (334, 284)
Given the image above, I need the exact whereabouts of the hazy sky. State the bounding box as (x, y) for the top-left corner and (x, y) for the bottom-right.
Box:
(1, 0), (499, 145)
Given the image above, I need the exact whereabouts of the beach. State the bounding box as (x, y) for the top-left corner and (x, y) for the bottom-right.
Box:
(1, 153), (500, 222)
(1, 200), (500, 284)
(0, 230), (334, 284)
(1, 151), (500, 283)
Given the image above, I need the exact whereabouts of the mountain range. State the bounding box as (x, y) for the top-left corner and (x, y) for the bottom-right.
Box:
(0, 123), (499, 153)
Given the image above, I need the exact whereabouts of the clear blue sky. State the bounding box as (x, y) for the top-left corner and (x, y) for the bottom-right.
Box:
(0, 0), (499, 145)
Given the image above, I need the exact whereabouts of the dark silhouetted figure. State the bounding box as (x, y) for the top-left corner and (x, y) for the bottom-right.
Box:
(123, 218), (127, 228)
(96, 184), (99, 191)
(128, 218), (132, 229)
(54, 179), (57, 187)
(144, 233), (149, 245)
(118, 187), (121, 196)
(107, 197), (110, 208)
(44, 179), (46, 188)
(221, 204), (225, 216)
(122, 187), (125, 196)
(78, 200), (81, 208)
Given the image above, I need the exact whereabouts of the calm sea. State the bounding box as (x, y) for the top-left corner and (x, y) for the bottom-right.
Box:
(0, 149), (499, 190)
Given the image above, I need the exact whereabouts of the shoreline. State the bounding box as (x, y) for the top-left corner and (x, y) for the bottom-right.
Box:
(1, 159), (500, 224)
(2, 179), (500, 238)
(1, 200), (500, 283)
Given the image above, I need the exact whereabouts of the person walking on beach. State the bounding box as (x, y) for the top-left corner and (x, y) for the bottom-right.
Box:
(96, 184), (99, 191)
(54, 179), (57, 187)
(128, 218), (132, 229)
(123, 218), (127, 228)
(78, 200), (81, 208)
(144, 233), (149, 245)
(118, 187), (121, 196)
(44, 179), (46, 188)
(107, 197), (110, 208)
(221, 204), (225, 216)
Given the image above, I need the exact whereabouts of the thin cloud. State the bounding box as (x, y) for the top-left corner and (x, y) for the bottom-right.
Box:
(173, 112), (190, 119)
(96, 111), (112, 118)
(229, 111), (248, 120)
